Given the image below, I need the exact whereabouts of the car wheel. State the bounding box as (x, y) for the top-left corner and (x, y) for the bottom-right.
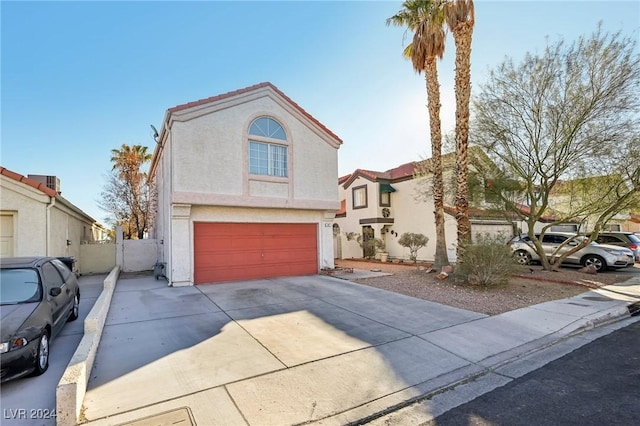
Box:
(513, 250), (531, 265)
(583, 255), (607, 272)
(68, 291), (80, 322)
(33, 331), (50, 376)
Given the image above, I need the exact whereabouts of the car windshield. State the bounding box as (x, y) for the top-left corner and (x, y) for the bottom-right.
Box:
(628, 234), (640, 244)
(0, 268), (42, 305)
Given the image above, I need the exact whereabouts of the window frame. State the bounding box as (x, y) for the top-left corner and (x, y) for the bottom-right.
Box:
(379, 190), (391, 207)
(352, 185), (368, 209)
(246, 116), (289, 179)
(249, 140), (288, 177)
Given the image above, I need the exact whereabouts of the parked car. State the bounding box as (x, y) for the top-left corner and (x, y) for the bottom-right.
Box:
(0, 257), (80, 383)
(508, 232), (635, 272)
(595, 232), (640, 262)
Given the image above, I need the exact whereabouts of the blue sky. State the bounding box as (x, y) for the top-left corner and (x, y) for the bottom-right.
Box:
(2, 1), (638, 225)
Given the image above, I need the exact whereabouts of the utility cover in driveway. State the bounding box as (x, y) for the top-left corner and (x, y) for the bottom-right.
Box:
(117, 407), (194, 426)
(194, 222), (318, 284)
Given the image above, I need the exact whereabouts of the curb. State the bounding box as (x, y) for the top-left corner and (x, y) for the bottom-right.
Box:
(56, 266), (120, 426)
(349, 285), (639, 425)
(514, 273), (601, 289)
(342, 307), (633, 425)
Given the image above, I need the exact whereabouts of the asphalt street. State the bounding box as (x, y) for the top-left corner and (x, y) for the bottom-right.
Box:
(427, 318), (640, 426)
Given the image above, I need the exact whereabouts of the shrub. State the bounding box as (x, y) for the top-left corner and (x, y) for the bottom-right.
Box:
(453, 233), (519, 287)
(362, 238), (384, 259)
(398, 233), (429, 263)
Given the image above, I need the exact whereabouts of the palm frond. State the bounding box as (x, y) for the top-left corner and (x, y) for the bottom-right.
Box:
(445, 0), (475, 30)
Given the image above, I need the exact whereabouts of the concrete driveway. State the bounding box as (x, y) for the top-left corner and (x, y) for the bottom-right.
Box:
(80, 271), (639, 425)
(81, 274), (486, 425)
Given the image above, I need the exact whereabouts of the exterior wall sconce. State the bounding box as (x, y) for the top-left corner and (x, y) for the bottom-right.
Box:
(66, 239), (72, 246)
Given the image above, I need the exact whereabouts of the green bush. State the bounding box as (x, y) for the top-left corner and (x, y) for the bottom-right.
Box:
(453, 233), (520, 287)
(362, 238), (384, 259)
(398, 233), (429, 263)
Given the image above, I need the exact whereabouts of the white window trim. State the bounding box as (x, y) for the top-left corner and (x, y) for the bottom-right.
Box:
(249, 140), (288, 177)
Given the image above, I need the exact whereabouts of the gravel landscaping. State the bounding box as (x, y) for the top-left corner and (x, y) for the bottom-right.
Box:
(334, 259), (633, 315)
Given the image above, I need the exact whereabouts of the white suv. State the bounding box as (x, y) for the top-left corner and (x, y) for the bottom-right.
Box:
(508, 232), (635, 272)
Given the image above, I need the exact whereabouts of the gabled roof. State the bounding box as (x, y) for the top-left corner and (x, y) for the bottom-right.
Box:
(340, 161), (421, 189)
(1, 166), (57, 197)
(339, 147), (499, 189)
(150, 82), (342, 178)
(514, 203), (579, 223)
(167, 82), (342, 143)
(1, 166), (97, 223)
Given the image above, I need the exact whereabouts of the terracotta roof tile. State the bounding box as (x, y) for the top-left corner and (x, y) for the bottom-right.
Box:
(168, 82), (342, 144)
(386, 161), (420, 180)
(338, 174), (351, 184)
(0, 166), (57, 197)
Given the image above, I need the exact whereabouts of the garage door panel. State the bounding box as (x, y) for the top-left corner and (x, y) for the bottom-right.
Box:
(264, 248), (316, 263)
(195, 250), (263, 265)
(194, 222), (317, 284)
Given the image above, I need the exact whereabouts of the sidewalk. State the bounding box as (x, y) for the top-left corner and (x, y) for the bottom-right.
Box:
(77, 270), (639, 426)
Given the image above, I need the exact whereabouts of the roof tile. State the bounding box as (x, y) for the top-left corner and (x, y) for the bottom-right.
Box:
(168, 82), (342, 144)
(0, 166), (57, 197)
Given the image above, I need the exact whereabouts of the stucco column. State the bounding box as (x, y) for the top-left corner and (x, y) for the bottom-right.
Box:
(321, 211), (336, 270)
(170, 204), (192, 286)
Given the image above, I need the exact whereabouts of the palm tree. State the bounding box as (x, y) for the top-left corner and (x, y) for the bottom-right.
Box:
(387, 0), (450, 268)
(109, 144), (152, 239)
(110, 144), (152, 183)
(445, 0), (475, 258)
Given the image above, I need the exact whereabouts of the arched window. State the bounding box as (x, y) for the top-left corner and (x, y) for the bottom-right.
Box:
(248, 117), (288, 177)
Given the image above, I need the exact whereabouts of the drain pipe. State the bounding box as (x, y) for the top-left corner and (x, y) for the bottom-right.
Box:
(46, 196), (56, 256)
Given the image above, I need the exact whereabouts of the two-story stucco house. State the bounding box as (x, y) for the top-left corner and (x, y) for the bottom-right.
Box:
(148, 82), (342, 286)
(0, 167), (106, 271)
(334, 151), (514, 263)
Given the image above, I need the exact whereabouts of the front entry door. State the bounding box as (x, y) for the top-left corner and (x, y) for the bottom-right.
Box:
(362, 226), (374, 258)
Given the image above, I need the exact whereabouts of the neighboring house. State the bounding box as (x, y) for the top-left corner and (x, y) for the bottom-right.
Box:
(0, 167), (105, 270)
(513, 175), (640, 234)
(624, 213), (640, 233)
(148, 82), (342, 286)
(334, 150), (513, 263)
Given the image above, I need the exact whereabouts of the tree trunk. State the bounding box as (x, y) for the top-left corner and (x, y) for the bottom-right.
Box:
(452, 22), (474, 261)
(425, 59), (449, 268)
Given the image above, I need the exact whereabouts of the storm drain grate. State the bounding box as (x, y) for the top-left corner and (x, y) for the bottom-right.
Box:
(628, 301), (640, 317)
(117, 407), (195, 426)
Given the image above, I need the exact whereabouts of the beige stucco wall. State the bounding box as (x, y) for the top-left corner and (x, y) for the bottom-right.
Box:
(170, 95), (338, 206)
(335, 176), (481, 263)
(152, 87), (340, 285)
(381, 178), (458, 262)
(1, 176), (96, 262)
(1, 176), (48, 255)
(79, 243), (116, 274)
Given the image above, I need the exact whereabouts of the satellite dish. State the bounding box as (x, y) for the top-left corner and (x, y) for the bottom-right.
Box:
(150, 124), (159, 142)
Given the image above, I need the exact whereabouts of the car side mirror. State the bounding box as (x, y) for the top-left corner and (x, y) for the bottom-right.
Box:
(50, 287), (62, 297)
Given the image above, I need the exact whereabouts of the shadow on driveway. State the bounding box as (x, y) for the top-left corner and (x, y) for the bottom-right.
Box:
(82, 273), (487, 424)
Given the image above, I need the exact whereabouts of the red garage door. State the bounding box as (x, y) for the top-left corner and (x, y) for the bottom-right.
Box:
(194, 222), (318, 284)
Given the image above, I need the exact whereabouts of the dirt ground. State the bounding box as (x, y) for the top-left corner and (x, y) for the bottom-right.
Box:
(334, 259), (633, 316)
